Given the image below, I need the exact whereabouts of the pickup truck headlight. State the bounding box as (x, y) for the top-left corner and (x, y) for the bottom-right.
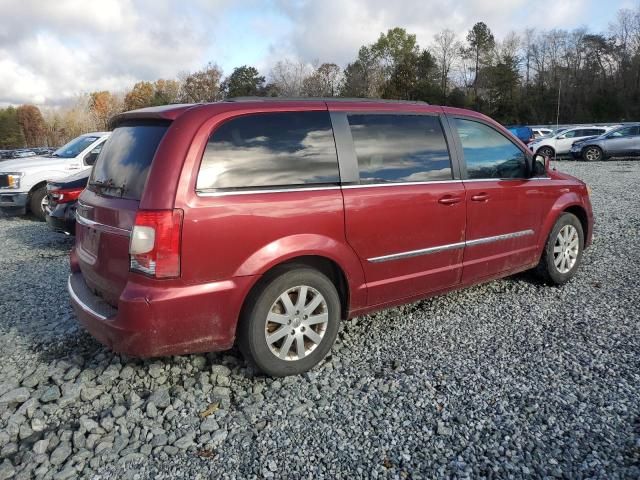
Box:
(1, 172), (23, 189)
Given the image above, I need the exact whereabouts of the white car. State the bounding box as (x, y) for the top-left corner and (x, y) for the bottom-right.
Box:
(529, 126), (610, 157)
(0, 132), (110, 220)
(532, 128), (553, 138)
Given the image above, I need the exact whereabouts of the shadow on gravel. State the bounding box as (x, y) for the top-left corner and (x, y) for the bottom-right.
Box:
(34, 330), (106, 363)
(3, 222), (74, 251)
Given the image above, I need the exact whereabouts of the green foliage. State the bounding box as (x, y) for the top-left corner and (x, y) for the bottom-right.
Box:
(222, 66), (266, 97)
(0, 107), (25, 149)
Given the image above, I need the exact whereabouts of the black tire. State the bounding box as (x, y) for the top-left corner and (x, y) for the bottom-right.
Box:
(534, 212), (584, 285)
(537, 146), (555, 158)
(237, 267), (341, 377)
(582, 146), (603, 162)
(29, 186), (47, 221)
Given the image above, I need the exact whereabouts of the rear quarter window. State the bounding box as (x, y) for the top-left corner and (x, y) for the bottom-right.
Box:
(196, 111), (339, 191)
(89, 123), (169, 200)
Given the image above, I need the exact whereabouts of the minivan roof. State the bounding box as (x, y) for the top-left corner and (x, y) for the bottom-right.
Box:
(110, 98), (432, 127)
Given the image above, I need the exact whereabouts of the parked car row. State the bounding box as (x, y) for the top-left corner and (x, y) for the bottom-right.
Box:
(0, 147), (56, 160)
(0, 132), (109, 219)
(0, 99), (596, 376)
(569, 124), (640, 161)
(528, 126), (614, 157)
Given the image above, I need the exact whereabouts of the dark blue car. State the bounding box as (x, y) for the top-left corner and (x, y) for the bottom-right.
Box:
(507, 126), (534, 144)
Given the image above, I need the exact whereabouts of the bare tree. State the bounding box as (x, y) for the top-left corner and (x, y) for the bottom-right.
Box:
(432, 29), (460, 101)
(270, 59), (313, 96)
(302, 63), (343, 96)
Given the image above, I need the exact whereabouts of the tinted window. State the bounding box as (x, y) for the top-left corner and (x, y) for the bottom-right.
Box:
(609, 127), (635, 138)
(347, 114), (452, 184)
(454, 118), (527, 179)
(89, 123), (169, 200)
(54, 135), (100, 158)
(585, 129), (605, 136)
(197, 111), (338, 190)
(563, 130), (579, 138)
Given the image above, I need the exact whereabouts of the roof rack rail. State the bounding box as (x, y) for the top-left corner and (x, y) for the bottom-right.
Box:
(225, 96), (429, 105)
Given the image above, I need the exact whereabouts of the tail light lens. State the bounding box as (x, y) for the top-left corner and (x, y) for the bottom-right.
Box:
(129, 209), (183, 278)
(50, 187), (84, 204)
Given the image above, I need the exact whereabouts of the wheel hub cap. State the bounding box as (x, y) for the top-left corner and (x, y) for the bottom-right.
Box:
(264, 285), (329, 361)
(553, 225), (579, 274)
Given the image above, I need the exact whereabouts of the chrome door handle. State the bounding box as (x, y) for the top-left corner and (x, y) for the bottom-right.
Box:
(471, 193), (489, 202)
(438, 195), (462, 205)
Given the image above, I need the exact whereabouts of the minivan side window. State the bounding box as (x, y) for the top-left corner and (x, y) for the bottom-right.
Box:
(346, 114), (453, 184)
(453, 118), (527, 180)
(197, 111), (339, 191)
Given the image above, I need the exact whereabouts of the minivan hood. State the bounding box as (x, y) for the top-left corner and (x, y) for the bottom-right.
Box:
(0, 156), (64, 172)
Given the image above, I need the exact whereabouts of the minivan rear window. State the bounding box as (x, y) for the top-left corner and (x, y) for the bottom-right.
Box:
(197, 111), (339, 191)
(89, 123), (169, 200)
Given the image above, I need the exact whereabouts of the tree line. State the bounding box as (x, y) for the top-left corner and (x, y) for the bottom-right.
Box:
(1, 5), (639, 149)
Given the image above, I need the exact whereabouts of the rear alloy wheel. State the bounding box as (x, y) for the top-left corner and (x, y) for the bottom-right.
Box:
(537, 146), (555, 158)
(583, 146), (603, 162)
(29, 186), (48, 221)
(535, 212), (584, 285)
(238, 268), (340, 376)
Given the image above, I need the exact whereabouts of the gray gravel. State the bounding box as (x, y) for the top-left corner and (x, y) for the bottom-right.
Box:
(1, 160), (639, 479)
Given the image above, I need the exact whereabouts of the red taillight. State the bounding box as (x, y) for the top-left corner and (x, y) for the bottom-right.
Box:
(50, 187), (83, 204)
(129, 209), (183, 279)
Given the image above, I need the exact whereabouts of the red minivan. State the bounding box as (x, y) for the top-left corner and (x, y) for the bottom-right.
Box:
(68, 99), (593, 376)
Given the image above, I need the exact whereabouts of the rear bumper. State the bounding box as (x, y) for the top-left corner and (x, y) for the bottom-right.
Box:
(0, 192), (28, 216)
(68, 271), (258, 357)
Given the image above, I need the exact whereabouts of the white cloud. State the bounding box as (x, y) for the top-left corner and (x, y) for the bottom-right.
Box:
(0, 0), (621, 106)
(273, 0), (595, 66)
(0, 0), (235, 106)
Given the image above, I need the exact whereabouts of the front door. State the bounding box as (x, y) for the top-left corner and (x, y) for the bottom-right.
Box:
(605, 126), (640, 156)
(450, 117), (543, 284)
(338, 111), (466, 306)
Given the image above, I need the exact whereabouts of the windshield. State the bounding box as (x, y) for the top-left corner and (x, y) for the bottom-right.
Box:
(53, 136), (100, 158)
(88, 123), (169, 200)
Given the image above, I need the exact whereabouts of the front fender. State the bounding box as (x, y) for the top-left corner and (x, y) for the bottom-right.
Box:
(234, 233), (367, 311)
(538, 191), (592, 251)
(24, 169), (71, 192)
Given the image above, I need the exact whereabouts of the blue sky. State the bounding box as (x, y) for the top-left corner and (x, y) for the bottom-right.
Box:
(0, 0), (636, 106)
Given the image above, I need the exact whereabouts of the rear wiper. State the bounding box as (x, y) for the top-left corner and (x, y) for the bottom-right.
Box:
(89, 178), (125, 196)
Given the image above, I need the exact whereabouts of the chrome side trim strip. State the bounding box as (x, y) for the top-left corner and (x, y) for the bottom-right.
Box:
(463, 177), (550, 182)
(75, 211), (131, 236)
(367, 229), (535, 263)
(197, 185), (341, 197)
(368, 241), (465, 263)
(67, 275), (107, 321)
(465, 229), (535, 246)
(342, 180), (462, 189)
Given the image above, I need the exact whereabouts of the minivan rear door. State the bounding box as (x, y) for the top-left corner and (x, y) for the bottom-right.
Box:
(335, 109), (466, 306)
(75, 122), (170, 306)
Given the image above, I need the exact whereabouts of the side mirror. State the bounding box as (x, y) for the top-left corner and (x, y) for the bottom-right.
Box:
(84, 151), (99, 166)
(533, 154), (549, 176)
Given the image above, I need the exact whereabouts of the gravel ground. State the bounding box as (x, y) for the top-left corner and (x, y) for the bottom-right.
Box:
(0, 160), (639, 480)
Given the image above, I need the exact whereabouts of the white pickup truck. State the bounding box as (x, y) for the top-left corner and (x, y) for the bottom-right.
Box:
(0, 132), (110, 220)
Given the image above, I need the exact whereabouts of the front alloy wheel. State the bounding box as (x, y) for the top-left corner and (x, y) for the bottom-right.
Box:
(553, 225), (579, 274)
(538, 146), (555, 158)
(534, 212), (584, 285)
(584, 146), (602, 162)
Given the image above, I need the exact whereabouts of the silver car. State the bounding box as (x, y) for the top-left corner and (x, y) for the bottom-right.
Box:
(571, 124), (640, 161)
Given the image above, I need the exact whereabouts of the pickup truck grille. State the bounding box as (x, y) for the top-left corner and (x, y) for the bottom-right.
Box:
(0, 175), (8, 188)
